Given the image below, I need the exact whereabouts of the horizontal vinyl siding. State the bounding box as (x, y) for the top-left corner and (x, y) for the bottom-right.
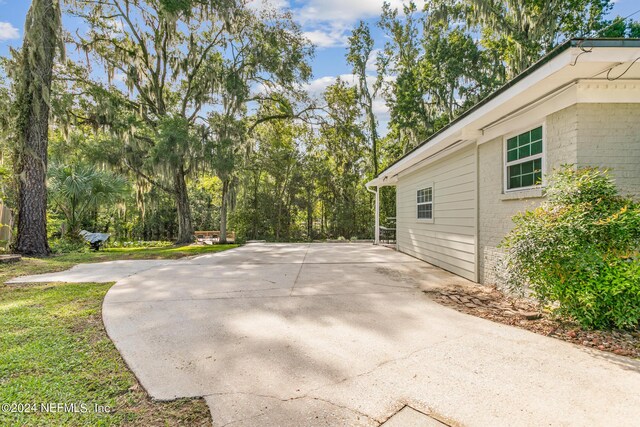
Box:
(396, 145), (477, 281)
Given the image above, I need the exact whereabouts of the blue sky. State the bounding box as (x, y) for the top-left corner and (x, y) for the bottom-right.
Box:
(1, 0), (639, 133)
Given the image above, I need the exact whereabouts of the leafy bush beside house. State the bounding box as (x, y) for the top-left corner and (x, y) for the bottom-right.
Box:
(500, 166), (640, 330)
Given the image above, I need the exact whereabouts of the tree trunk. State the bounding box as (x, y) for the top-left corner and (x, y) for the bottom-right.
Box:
(219, 178), (229, 244)
(252, 172), (259, 240)
(173, 169), (194, 244)
(13, 0), (60, 256)
(306, 186), (313, 240)
(321, 200), (325, 236)
(362, 87), (379, 176)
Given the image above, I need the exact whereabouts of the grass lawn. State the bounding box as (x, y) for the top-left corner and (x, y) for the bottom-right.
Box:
(0, 244), (237, 426)
(0, 244), (238, 285)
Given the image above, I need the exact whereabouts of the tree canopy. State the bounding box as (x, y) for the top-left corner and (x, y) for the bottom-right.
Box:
(1, 0), (637, 250)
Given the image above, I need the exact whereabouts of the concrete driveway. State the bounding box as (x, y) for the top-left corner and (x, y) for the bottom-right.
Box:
(99, 243), (640, 426)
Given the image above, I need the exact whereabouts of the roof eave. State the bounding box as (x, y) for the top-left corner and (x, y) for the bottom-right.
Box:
(368, 38), (640, 187)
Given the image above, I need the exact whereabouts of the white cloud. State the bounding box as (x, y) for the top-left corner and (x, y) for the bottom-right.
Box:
(305, 73), (396, 100)
(296, 0), (420, 24)
(366, 48), (381, 72)
(372, 97), (391, 132)
(248, 0), (289, 12)
(304, 75), (341, 98)
(295, 1), (424, 49)
(303, 27), (348, 48)
(304, 73), (373, 98)
(0, 22), (19, 41)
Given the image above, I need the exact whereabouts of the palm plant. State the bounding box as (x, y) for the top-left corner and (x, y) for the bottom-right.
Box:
(48, 164), (127, 237)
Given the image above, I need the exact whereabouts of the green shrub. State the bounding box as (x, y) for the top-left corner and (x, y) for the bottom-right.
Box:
(108, 240), (173, 248)
(50, 238), (89, 254)
(500, 166), (640, 329)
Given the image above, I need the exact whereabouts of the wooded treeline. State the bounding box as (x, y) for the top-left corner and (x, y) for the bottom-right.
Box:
(1, 0), (638, 250)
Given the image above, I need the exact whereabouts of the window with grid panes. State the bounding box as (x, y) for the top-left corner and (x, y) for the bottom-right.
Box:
(505, 126), (543, 190)
(417, 187), (433, 220)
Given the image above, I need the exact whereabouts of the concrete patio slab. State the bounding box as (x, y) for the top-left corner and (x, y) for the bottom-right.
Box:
(11, 243), (639, 425)
(99, 243), (640, 426)
(6, 259), (172, 284)
(104, 263), (300, 303)
(188, 243), (309, 265)
(381, 406), (447, 427)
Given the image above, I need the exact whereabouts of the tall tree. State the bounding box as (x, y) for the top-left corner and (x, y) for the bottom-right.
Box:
(69, 0), (310, 243)
(0, 71), (12, 204)
(67, 0), (237, 243)
(466, 0), (613, 76)
(377, 1), (429, 153)
(232, 110), (304, 241)
(596, 15), (640, 38)
(421, 0), (504, 120)
(315, 79), (368, 238)
(206, 5), (312, 243)
(12, 0), (64, 255)
(376, 1), (502, 159)
(347, 21), (379, 176)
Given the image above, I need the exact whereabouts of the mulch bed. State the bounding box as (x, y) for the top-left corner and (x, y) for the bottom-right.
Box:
(424, 286), (640, 359)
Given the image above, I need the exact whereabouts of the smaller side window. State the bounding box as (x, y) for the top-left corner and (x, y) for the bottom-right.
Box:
(417, 187), (433, 220)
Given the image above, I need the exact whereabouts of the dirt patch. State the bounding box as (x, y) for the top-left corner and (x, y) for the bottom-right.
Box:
(0, 254), (21, 264)
(114, 388), (211, 427)
(424, 286), (640, 359)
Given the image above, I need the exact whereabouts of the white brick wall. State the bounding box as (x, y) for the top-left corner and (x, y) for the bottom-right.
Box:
(576, 103), (640, 198)
(478, 104), (578, 286)
(478, 103), (640, 286)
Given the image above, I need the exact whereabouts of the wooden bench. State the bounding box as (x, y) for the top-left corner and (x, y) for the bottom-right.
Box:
(194, 230), (236, 243)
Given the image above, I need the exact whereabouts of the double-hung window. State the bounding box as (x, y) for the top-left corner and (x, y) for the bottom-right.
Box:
(505, 125), (544, 190)
(417, 186), (433, 220)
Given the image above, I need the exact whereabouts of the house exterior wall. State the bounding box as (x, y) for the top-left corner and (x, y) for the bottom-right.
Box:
(478, 103), (640, 285)
(478, 104), (578, 285)
(392, 100), (639, 286)
(395, 144), (477, 281)
(576, 103), (640, 198)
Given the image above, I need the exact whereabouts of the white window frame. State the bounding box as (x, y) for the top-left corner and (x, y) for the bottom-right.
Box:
(416, 184), (434, 223)
(503, 123), (546, 193)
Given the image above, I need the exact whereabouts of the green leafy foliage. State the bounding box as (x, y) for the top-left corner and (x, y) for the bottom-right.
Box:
(466, 0), (613, 76)
(0, 72), (13, 206)
(347, 21), (380, 176)
(500, 166), (640, 329)
(108, 240), (173, 248)
(4, 0), (633, 253)
(48, 164), (128, 237)
(229, 82), (374, 242)
(375, 1), (504, 155)
(49, 238), (89, 254)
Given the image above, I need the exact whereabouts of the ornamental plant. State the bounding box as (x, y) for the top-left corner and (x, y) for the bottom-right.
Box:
(500, 166), (640, 329)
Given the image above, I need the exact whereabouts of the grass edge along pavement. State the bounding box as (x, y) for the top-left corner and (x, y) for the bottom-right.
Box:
(0, 244), (237, 426)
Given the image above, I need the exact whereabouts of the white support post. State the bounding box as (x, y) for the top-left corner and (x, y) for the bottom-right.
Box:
(374, 187), (380, 245)
(366, 184), (381, 245)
